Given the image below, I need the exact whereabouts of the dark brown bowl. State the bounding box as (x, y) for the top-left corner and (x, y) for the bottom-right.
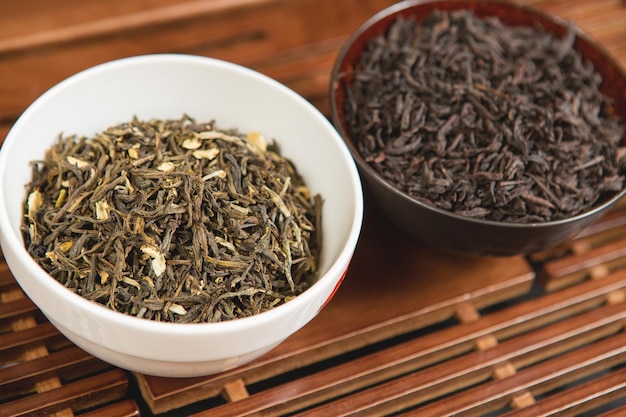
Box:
(330, 0), (626, 256)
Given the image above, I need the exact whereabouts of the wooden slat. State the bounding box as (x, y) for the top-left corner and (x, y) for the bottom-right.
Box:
(0, 297), (38, 321)
(169, 265), (626, 415)
(596, 404), (626, 417)
(542, 237), (626, 290)
(397, 331), (626, 416)
(0, 322), (60, 353)
(0, 346), (110, 402)
(1, 252), (129, 417)
(0, 0), (399, 131)
(133, 231), (625, 414)
(0, 263), (15, 288)
(77, 400), (140, 417)
(192, 298), (626, 417)
(0, 369), (129, 417)
(0, 0), (279, 55)
(501, 367), (626, 416)
(530, 208), (626, 267)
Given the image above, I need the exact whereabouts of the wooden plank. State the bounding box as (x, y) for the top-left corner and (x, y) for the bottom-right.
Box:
(0, 263), (15, 288)
(596, 404), (626, 417)
(191, 298), (626, 417)
(397, 331), (626, 416)
(0, 0), (284, 54)
(542, 237), (626, 290)
(0, 323), (60, 353)
(145, 265), (626, 414)
(501, 367), (626, 416)
(569, 209), (626, 243)
(0, 298), (37, 321)
(0, 369), (129, 417)
(77, 400), (140, 417)
(0, 0), (398, 127)
(0, 346), (110, 402)
(529, 207), (626, 263)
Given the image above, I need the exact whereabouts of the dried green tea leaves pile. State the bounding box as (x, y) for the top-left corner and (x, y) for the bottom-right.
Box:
(22, 116), (322, 323)
(343, 10), (626, 222)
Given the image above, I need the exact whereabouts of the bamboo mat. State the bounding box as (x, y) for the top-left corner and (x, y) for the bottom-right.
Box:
(1, 0), (626, 416)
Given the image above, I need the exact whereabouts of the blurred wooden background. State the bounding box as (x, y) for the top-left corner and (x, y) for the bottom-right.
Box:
(1, 0), (625, 144)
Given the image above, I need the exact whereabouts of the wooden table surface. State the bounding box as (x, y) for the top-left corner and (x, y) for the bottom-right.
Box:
(1, 1), (626, 416)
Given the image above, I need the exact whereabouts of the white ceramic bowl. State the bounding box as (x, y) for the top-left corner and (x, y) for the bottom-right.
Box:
(0, 54), (363, 377)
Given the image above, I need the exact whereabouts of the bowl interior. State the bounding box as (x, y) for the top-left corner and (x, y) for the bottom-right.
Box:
(330, 0), (626, 225)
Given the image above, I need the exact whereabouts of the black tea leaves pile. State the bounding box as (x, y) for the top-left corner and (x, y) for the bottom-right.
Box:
(22, 116), (322, 323)
(343, 9), (626, 223)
